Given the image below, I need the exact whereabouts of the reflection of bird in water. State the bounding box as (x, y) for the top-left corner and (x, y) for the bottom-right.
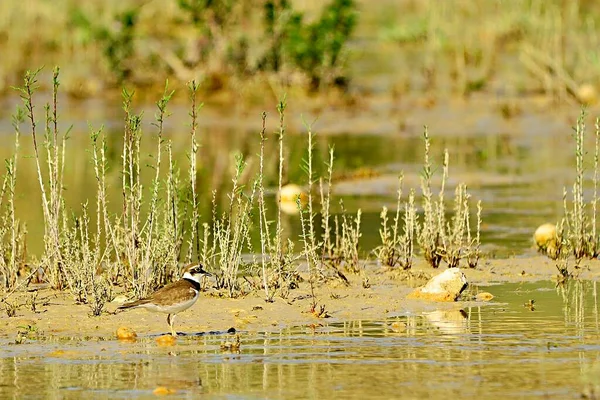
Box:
(423, 309), (469, 335)
(278, 183), (309, 215)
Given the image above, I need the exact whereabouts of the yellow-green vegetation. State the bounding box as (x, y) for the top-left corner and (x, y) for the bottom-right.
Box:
(0, 0), (356, 96)
(381, 0), (600, 101)
(416, 129), (482, 269)
(562, 110), (600, 261)
(530, 109), (600, 278)
(374, 175), (416, 270)
(546, 110), (600, 277)
(0, 69), (482, 317)
(1, 0), (600, 103)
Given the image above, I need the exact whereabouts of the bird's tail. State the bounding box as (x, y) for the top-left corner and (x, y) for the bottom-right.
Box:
(118, 298), (151, 310)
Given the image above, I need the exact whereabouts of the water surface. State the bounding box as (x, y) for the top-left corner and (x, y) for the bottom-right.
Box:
(2, 281), (600, 398)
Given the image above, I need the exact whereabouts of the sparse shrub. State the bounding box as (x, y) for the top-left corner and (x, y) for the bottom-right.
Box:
(437, 183), (477, 268)
(549, 110), (600, 278)
(320, 147), (335, 264)
(374, 175), (416, 270)
(417, 128), (443, 268)
(2, 68), (494, 311)
(16, 68), (67, 289)
(256, 110), (300, 301)
(267, 100), (303, 294)
(12, 69), (191, 307)
(210, 153), (257, 297)
(466, 200), (482, 268)
(115, 84), (182, 298)
(0, 107), (26, 290)
(338, 201), (362, 273)
(560, 110), (600, 263)
(416, 127), (482, 268)
(3, 299), (19, 317)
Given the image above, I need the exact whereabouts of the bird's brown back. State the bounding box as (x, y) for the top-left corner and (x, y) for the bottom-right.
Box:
(118, 279), (198, 309)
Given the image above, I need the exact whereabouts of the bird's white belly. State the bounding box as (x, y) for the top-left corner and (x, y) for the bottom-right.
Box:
(139, 294), (198, 314)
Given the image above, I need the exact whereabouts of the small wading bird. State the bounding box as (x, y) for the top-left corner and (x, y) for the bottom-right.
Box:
(118, 263), (211, 336)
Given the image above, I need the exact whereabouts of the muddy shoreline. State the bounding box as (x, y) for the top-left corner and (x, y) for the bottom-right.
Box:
(3, 255), (598, 340)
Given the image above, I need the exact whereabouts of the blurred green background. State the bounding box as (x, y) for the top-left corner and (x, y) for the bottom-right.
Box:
(1, 0), (599, 102)
(0, 0), (599, 257)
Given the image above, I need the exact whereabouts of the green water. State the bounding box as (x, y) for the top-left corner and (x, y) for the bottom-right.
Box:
(1, 281), (599, 399)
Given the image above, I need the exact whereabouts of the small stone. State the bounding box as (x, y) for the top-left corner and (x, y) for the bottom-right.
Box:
(577, 83), (598, 105)
(278, 184), (308, 204)
(153, 386), (177, 396)
(278, 184), (308, 215)
(475, 292), (494, 302)
(156, 334), (177, 346)
(116, 326), (137, 341)
(534, 223), (559, 258)
(407, 268), (468, 302)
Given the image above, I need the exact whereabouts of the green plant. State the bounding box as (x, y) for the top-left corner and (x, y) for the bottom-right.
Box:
(211, 153), (256, 298)
(298, 121), (320, 279)
(0, 106), (26, 290)
(257, 112), (272, 301)
(15, 324), (40, 343)
(66, 0), (357, 91)
(186, 81), (202, 265)
(374, 175), (416, 270)
(27, 290), (38, 313)
(338, 201), (362, 274)
(553, 110), (600, 279)
(3, 299), (19, 317)
(15, 67), (67, 289)
(71, 7), (139, 84)
(561, 110), (600, 262)
(438, 183), (469, 268)
(260, 99), (303, 296)
(417, 128), (443, 268)
(280, 0), (356, 90)
(0, 68), (497, 312)
(111, 84), (182, 298)
(319, 147), (335, 263)
(248, 105), (304, 300)
(466, 200), (482, 268)
(60, 201), (113, 316)
(416, 127), (482, 268)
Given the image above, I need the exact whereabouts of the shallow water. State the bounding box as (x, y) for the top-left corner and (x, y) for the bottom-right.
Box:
(2, 281), (600, 399)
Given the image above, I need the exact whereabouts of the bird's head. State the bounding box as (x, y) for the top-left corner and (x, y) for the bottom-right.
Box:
(183, 263), (212, 283)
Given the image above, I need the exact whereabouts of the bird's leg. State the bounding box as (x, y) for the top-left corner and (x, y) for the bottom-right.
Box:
(167, 314), (176, 336)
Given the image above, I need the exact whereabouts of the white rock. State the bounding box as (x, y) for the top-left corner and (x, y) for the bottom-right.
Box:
(408, 268), (468, 302)
(421, 268), (468, 294)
